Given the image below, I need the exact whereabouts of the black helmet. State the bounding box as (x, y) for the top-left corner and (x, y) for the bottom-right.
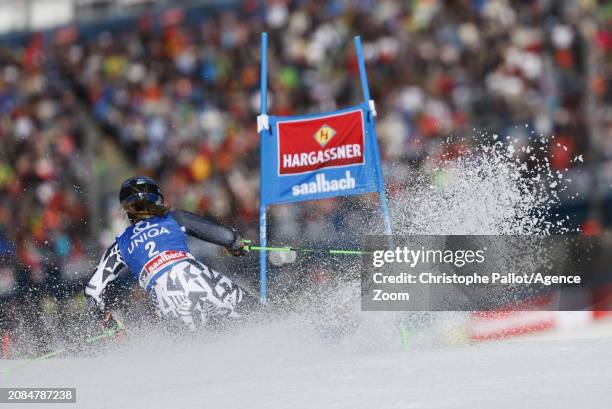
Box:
(119, 176), (164, 206)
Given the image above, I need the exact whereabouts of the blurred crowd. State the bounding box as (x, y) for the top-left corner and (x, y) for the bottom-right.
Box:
(53, 0), (610, 241)
(1, 0), (612, 353)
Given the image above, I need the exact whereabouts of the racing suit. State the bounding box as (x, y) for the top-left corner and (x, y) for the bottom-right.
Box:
(85, 210), (247, 331)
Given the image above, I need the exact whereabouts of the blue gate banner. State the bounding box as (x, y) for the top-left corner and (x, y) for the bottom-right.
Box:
(257, 33), (391, 302)
(260, 102), (380, 205)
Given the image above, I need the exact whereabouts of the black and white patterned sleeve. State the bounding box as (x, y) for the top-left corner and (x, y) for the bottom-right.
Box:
(84, 242), (127, 317)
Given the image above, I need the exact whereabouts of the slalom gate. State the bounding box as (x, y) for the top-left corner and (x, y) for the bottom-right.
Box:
(257, 32), (391, 302)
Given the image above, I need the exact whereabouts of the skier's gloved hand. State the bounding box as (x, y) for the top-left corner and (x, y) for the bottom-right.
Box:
(102, 312), (119, 330)
(225, 236), (250, 257)
(102, 312), (125, 339)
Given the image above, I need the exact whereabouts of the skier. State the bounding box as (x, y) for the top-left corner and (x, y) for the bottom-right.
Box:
(85, 176), (251, 332)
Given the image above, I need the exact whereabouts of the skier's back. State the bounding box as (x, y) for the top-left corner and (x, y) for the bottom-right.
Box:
(85, 176), (249, 331)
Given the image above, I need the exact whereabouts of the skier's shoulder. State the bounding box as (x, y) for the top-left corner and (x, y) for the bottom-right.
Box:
(171, 208), (195, 219)
(97, 239), (124, 267)
(101, 237), (120, 254)
(170, 209), (203, 227)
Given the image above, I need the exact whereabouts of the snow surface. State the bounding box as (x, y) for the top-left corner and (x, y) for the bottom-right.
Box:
(2, 316), (612, 409)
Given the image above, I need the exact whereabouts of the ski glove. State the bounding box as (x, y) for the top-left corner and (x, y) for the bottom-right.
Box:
(225, 236), (250, 257)
(102, 312), (118, 330)
(102, 312), (125, 338)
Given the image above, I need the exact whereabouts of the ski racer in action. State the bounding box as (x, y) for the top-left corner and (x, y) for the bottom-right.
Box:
(85, 176), (251, 332)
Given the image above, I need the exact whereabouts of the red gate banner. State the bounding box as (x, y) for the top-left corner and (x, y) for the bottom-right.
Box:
(277, 108), (365, 175)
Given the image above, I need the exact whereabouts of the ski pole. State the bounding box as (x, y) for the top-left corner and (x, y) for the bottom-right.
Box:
(399, 323), (410, 350)
(0, 319), (125, 376)
(245, 245), (371, 256)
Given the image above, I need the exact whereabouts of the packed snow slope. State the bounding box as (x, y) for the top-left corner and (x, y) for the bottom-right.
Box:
(2, 318), (612, 409)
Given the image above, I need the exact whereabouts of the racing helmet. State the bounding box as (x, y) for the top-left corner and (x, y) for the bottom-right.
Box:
(119, 176), (164, 206)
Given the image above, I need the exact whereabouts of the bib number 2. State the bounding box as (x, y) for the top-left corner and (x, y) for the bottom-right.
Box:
(145, 241), (160, 258)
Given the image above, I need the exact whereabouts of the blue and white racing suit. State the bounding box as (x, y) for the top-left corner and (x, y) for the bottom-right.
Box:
(85, 210), (245, 331)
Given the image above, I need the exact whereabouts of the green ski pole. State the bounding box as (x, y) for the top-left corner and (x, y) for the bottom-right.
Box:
(1, 320), (125, 376)
(245, 245), (371, 256)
